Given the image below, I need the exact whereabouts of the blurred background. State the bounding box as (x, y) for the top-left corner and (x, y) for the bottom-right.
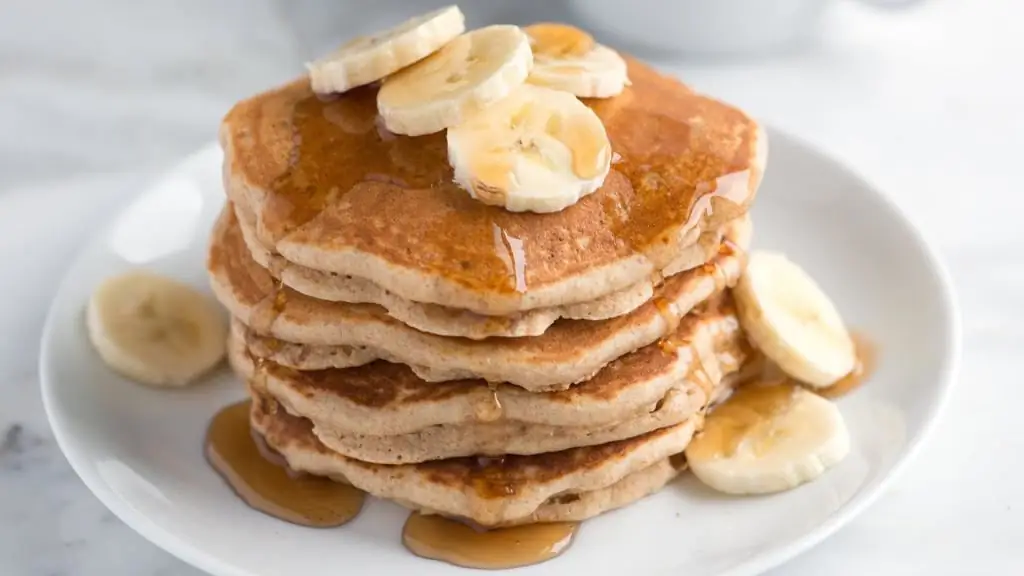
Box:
(0, 0), (1015, 206)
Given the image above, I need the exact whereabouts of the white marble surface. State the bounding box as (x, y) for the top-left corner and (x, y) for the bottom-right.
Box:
(1, 0), (1022, 574)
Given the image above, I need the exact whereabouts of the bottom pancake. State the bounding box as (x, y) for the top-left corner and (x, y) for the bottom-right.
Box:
(251, 392), (700, 526)
(402, 457), (686, 527)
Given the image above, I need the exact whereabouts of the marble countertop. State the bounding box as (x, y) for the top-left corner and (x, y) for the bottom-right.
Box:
(2, 0), (1023, 574)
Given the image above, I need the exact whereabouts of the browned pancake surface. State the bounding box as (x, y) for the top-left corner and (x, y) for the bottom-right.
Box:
(265, 293), (740, 410)
(252, 392), (687, 498)
(222, 58), (761, 308)
(211, 207), (742, 359)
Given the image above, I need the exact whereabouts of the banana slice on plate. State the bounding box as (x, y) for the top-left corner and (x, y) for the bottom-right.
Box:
(686, 382), (851, 495)
(86, 271), (227, 388)
(734, 251), (857, 388)
(447, 83), (612, 213)
(307, 5), (465, 95)
(377, 24), (533, 136)
(524, 23), (628, 98)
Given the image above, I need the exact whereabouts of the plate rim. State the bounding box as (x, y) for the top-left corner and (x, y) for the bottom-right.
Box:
(39, 130), (961, 576)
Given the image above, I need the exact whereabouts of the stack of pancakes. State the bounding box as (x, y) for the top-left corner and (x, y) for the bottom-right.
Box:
(208, 59), (766, 527)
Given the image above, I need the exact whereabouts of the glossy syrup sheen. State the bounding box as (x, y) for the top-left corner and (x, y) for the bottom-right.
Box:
(248, 279), (288, 334)
(690, 331), (878, 458)
(818, 331), (878, 399)
(687, 382), (800, 460)
(402, 512), (578, 569)
(525, 23), (595, 57)
(205, 400), (365, 527)
(224, 60), (759, 295)
(472, 384), (504, 422)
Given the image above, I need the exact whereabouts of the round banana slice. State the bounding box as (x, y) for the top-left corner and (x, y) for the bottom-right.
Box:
(686, 382), (850, 495)
(447, 83), (611, 213)
(86, 271), (227, 388)
(525, 23), (628, 98)
(307, 5), (465, 95)
(734, 251), (857, 388)
(377, 24), (533, 136)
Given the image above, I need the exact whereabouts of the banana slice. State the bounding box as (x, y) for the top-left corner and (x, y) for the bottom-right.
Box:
(447, 84), (611, 212)
(686, 382), (850, 495)
(734, 251), (857, 388)
(307, 5), (465, 95)
(524, 23), (628, 98)
(86, 271), (227, 388)
(377, 25), (533, 136)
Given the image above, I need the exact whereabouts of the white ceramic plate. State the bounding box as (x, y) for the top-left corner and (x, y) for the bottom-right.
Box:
(40, 131), (959, 576)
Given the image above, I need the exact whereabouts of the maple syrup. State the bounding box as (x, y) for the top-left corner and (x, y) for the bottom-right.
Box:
(688, 383), (800, 460)
(525, 23), (595, 58)
(402, 512), (578, 569)
(665, 451), (687, 473)
(693, 330), (877, 460)
(467, 455), (519, 499)
(224, 62), (758, 300)
(248, 280), (288, 334)
(817, 331), (878, 399)
(653, 296), (681, 333)
(473, 384), (504, 422)
(253, 86), (523, 295)
(272, 283), (288, 313)
(657, 337), (682, 355)
(205, 400), (365, 527)
(700, 259), (728, 291)
(492, 224), (528, 293)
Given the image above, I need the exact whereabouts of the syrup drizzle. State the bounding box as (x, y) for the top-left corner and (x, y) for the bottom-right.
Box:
(225, 63), (759, 298)
(205, 401), (366, 527)
(492, 224), (528, 293)
(205, 331), (875, 568)
(473, 383), (504, 422)
(817, 331), (878, 399)
(248, 280), (288, 334)
(402, 513), (578, 569)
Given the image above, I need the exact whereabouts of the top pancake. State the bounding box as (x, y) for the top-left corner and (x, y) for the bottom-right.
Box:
(222, 57), (766, 315)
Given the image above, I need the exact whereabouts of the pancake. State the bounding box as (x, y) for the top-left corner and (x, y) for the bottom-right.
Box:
(309, 391), (694, 464)
(234, 199), (727, 339)
(389, 458), (684, 526)
(299, 374), (735, 464)
(226, 293), (749, 437)
(221, 57), (765, 316)
(209, 208), (750, 390)
(510, 458), (683, 526)
(251, 392), (699, 526)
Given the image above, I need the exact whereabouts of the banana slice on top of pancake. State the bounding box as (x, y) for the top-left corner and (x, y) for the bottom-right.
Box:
(685, 382), (850, 495)
(307, 5), (466, 95)
(525, 23), (629, 98)
(733, 251), (857, 388)
(86, 271), (227, 388)
(377, 24), (533, 136)
(447, 83), (612, 213)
